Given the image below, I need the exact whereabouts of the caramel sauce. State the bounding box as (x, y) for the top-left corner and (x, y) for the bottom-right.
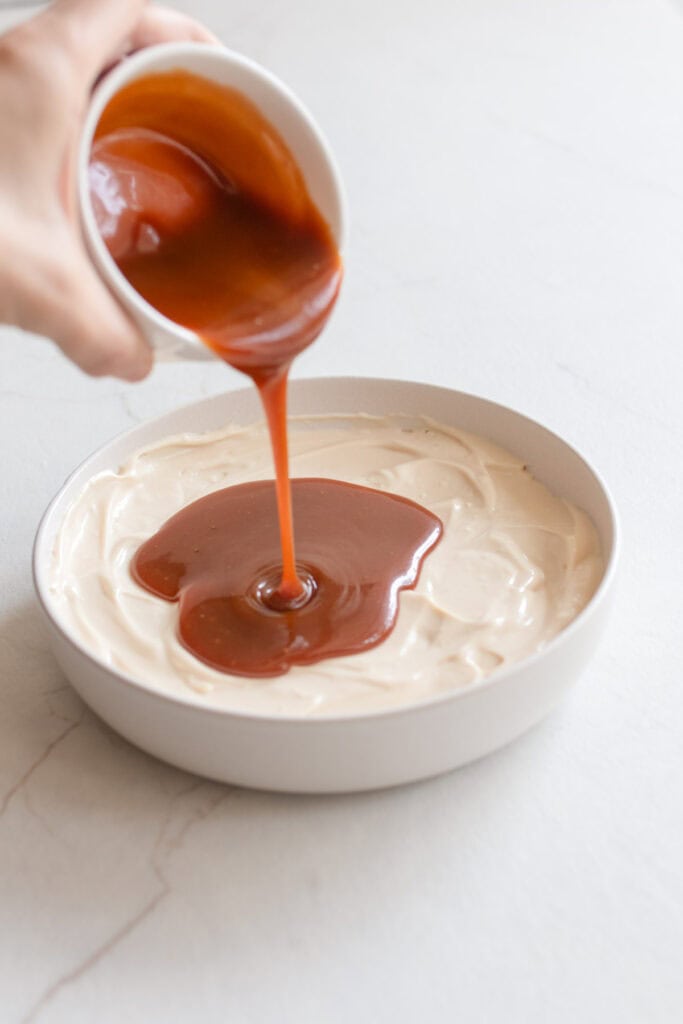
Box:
(131, 478), (441, 677)
(91, 69), (442, 676)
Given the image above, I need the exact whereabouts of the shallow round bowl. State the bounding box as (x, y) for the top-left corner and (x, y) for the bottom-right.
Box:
(33, 378), (618, 793)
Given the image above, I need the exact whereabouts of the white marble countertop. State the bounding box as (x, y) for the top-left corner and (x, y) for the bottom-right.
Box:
(2, 0), (682, 1020)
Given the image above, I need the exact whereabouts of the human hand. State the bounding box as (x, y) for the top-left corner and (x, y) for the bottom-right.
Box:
(0, 0), (218, 381)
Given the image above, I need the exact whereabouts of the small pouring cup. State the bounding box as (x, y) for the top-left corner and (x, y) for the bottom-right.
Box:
(78, 42), (347, 362)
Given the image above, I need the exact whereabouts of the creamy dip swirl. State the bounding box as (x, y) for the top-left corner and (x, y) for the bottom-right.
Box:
(49, 414), (603, 716)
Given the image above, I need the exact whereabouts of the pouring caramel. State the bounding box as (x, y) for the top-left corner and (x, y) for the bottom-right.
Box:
(90, 68), (441, 676)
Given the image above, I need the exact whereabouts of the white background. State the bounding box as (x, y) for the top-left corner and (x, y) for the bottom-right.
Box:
(1, 1), (682, 1021)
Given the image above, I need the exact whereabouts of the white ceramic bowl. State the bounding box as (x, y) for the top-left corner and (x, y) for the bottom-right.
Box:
(33, 378), (618, 793)
(78, 42), (347, 362)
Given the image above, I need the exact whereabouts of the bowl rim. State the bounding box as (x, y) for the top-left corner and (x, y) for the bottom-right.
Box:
(33, 375), (620, 727)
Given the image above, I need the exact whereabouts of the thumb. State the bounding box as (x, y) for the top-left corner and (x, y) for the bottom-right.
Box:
(54, 255), (154, 380)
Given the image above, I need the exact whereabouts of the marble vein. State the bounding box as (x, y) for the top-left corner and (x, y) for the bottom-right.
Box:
(554, 360), (675, 434)
(21, 890), (170, 1024)
(117, 391), (144, 425)
(22, 781), (232, 1023)
(486, 111), (683, 206)
(0, 718), (81, 819)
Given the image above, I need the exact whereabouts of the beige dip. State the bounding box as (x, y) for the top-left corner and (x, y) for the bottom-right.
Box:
(49, 414), (603, 716)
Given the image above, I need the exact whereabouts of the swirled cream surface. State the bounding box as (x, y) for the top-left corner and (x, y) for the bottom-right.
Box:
(49, 414), (603, 716)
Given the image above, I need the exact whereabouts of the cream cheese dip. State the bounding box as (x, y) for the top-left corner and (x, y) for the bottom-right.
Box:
(49, 414), (603, 717)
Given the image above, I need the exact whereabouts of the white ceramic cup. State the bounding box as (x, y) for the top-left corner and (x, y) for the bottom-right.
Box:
(78, 42), (347, 362)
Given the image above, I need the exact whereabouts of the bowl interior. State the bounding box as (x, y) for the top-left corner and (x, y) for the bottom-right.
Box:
(35, 377), (617, 647)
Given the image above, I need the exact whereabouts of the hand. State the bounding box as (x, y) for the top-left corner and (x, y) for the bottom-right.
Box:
(0, 0), (218, 381)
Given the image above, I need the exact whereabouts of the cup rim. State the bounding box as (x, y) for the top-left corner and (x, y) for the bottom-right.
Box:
(78, 41), (348, 354)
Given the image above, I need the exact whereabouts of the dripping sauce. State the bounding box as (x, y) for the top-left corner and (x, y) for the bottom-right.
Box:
(90, 69), (442, 676)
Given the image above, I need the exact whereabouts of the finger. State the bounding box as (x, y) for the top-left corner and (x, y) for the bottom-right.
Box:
(54, 264), (154, 381)
(16, 234), (153, 381)
(127, 6), (220, 50)
(100, 6), (220, 72)
(38, 0), (148, 83)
